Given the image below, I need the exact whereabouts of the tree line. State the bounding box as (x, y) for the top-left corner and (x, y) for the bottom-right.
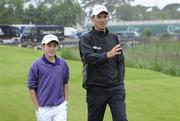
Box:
(0, 0), (83, 26)
(0, 0), (180, 26)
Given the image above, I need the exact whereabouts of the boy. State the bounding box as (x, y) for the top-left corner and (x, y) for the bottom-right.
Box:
(27, 34), (69, 121)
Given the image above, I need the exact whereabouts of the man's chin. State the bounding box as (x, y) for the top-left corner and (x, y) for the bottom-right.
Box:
(100, 28), (106, 31)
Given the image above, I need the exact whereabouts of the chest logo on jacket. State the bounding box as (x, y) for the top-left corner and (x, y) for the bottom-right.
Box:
(93, 46), (102, 50)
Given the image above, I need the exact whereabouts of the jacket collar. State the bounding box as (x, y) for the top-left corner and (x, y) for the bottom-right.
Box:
(91, 26), (109, 37)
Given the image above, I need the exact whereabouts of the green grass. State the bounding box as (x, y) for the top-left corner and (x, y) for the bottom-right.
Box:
(0, 45), (180, 121)
(125, 40), (180, 76)
(60, 47), (81, 61)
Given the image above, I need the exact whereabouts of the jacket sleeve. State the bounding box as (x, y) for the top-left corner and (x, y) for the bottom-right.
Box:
(117, 52), (125, 82)
(79, 35), (108, 65)
(116, 36), (125, 82)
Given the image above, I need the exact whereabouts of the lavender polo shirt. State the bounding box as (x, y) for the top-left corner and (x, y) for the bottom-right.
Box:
(27, 55), (69, 107)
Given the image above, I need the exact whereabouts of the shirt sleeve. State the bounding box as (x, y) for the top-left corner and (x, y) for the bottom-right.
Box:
(63, 62), (69, 84)
(27, 63), (39, 90)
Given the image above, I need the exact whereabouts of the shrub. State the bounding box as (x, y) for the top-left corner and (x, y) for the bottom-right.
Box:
(59, 47), (81, 61)
(125, 40), (180, 76)
(143, 28), (152, 38)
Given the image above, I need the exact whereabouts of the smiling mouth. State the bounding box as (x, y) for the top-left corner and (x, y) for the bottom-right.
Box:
(49, 52), (55, 54)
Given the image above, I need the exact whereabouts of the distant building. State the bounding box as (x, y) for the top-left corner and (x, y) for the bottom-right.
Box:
(86, 19), (180, 35)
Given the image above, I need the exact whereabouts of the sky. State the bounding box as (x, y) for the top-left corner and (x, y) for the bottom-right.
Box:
(130, 0), (180, 9)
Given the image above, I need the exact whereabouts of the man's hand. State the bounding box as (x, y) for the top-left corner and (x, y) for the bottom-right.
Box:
(107, 44), (122, 59)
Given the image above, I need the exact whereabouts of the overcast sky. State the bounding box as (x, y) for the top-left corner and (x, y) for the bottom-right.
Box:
(131, 0), (180, 9)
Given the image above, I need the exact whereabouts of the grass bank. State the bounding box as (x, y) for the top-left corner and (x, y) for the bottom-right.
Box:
(125, 40), (180, 76)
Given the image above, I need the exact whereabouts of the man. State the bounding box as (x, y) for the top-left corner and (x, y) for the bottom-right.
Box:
(79, 5), (128, 121)
(27, 34), (69, 121)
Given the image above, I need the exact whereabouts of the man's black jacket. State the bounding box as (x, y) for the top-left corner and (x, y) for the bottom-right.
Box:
(79, 27), (125, 89)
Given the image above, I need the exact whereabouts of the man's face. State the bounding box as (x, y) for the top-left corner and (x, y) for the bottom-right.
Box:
(42, 41), (58, 58)
(92, 12), (109, 32)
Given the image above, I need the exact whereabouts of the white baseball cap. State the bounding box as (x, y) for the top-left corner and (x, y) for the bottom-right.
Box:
(91, 5), (108, 16)
(41, 34), (59, 45)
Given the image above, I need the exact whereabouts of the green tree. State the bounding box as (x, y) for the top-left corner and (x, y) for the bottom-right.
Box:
(143, 28), (152, 38)
(22, 0), (53, 24)
(51, 0), (83, 26)
(80, 0), (135, 22)
(24, 0), (55, 6)
(0, 0), (23, 24)
(20, 0), (83, 26)
(80, 0), (134, 8)
(34, 4), (51, 24)
(14, 0), (24, 23)
(163, 3), (180, 19)
(22, 4), (36, 24)
(116, 4), (134, 21)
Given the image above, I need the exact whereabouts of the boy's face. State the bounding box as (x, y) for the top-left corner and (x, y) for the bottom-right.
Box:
(42, 41), (58, 58)
(92, 12), (109, 32)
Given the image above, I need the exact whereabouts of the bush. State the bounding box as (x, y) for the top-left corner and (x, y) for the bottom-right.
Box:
(125, 40), (180, 76)
(59, 47), (81, 61)
(159, 33), (171, 40)
(143, 28), (152, 38)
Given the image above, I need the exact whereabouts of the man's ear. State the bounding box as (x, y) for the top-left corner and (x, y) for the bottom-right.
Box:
(91, 15), (95, 21)
(41, 44), (45, 50)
